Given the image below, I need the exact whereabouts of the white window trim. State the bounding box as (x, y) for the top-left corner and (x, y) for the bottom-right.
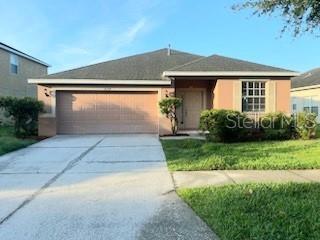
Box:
(241, 80), (266, 113)
(10, 54), (19, 74)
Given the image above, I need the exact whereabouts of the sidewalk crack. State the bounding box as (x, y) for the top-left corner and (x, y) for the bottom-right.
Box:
(287, 170), (314, 182)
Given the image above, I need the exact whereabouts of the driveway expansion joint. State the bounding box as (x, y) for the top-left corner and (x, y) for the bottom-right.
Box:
(0, 137), (105, 225)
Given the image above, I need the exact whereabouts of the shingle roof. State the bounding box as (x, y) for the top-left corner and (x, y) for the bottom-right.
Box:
(45, 49), (203, 80)
(291, 68), (320, 88)
(168, 54), (294, 72)
(43, 50), (297, 81)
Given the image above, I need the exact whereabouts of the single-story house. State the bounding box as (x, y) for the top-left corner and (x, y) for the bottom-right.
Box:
(29, 48), (298, 136)
(291, 68), (320, 120)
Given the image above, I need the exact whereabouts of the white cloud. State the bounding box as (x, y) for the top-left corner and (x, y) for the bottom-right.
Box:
(89, 18), (147, 64)
(57, 45), (90, 55)
(115, 18), (147, 45)
(0, 0), (176, 73)
(50, 17), (149, 72)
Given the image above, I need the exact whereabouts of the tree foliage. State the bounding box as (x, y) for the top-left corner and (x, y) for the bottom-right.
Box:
(0, 97), (44, 137)
(159, 97), (182, 135)
(233, 0), (320, 36)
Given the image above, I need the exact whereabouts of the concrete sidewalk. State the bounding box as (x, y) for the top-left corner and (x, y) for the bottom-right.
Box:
(172, 170), (320, 188)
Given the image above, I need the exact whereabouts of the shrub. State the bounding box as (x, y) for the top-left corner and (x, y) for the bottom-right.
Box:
(295, 112), (317, 140)
(259, 112), (293, 140)
(200, 109), (251, 142)
(200, 109), (317, 142)
(159, 97), (182, 135)
(0, 97), (44, 137)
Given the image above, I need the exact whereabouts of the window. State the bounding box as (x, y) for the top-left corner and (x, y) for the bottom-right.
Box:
(303, 106), (319, 116)
(303, 106), (310, 112)
(242, 81), (266, 112)
(303, 97), (319, 116)
(292, 103), (297, 111)
(10, 54), (19, 74)
(312, 106), (319, 116)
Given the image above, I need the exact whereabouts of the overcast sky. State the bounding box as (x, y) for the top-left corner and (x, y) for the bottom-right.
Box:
(0, 0), (319, 73)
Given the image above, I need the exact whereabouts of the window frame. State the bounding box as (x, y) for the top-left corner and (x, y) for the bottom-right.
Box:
(10, 54), (19, 74)
(303, 96), (319, 116)
(241, 80), (267, 113)
(292, 103), (297, 111)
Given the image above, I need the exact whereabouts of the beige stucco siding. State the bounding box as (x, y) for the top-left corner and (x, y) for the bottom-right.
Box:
(291, 87), (320, 101)
(159, 87), (175, 135)
(291, 87), (320, 121)
(213, 79), (234, 110)
(0, 48), (47, 98)
(276, 80), (291, 114)
(38, 118), (57, 136)
(213, 79), (291, 114)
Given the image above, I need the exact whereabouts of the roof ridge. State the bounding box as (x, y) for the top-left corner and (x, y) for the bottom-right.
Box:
(48, 48), (202, 76)
(291, 67), (320, 88)
(208, 54), (295, 72)
(169, 53), (295, 72)
(292, 67), (320, 80)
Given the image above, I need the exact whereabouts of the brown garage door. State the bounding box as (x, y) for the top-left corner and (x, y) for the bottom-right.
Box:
(56, 91), (159, 134)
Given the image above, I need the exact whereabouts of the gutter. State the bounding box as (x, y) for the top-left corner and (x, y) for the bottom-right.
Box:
(291, 84), (320, 92)
(163, 71), (300, 77)
(0, 43), (50, 67)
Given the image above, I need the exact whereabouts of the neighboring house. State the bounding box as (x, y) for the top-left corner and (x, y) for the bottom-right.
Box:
(291, 68), (320, 120)
(28, 48), (298, 136)
(0, 42), (49, 97)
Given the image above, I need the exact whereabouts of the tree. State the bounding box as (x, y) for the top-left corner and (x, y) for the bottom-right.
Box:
(159, 97), (182, 135)
(233, 0), (320, 36)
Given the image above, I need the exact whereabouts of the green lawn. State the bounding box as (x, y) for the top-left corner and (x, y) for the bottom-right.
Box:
(161, 139), (320, 171)
(0, 125), (36, 156)
(178, 183), (320, 240)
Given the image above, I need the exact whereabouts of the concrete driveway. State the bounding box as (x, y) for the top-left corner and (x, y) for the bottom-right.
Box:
(0, 135), (216, 240)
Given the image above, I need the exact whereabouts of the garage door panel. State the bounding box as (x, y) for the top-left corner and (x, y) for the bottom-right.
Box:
(56, 91), (158, 134)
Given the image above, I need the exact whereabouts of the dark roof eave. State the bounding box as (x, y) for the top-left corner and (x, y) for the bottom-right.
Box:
(0, 42), (50, 67)
(163, 71), (300, 78)
(28, 78), (172, 86)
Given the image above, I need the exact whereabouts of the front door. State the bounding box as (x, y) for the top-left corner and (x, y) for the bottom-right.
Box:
(176, 89), (206, 129)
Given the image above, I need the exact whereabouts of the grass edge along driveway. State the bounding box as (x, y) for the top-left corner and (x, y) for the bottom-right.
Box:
(161, 139), (320, 171)
(0, 125), (36, 156)
(178, 183), (320, 240)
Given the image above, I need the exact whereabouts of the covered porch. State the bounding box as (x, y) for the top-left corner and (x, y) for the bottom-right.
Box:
(174, 78), (217, 130)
